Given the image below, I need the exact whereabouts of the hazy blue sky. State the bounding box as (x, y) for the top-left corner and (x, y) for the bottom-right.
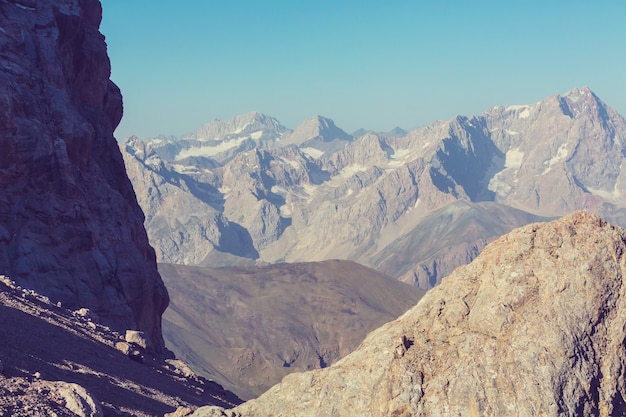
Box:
(100, 1), (626, 140)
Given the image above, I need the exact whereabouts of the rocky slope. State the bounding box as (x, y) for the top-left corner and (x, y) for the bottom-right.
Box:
(0, 0), (167, 349)
(0, 275), (239, 417)
(160, 260), (424, 400)
(192, 211), (626, 416)
(123, 87), (626, 289)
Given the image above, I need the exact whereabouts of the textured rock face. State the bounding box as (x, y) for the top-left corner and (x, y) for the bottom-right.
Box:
(0, 0), (168, 350)
(192, 212), (626, 416)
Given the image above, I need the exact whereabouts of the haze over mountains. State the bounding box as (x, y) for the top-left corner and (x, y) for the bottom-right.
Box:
(123, 86), (626, 289)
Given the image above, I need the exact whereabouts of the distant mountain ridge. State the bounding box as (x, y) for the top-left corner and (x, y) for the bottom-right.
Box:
(122, 87), (626, 289)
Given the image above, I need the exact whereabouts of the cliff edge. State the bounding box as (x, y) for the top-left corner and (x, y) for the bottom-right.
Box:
(0, 0), (168, 351)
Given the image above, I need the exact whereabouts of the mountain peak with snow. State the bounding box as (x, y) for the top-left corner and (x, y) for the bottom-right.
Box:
(280, 115), (353, 158)
(187, 112), (289, 142)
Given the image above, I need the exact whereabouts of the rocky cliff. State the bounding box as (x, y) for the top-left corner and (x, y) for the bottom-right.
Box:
(192, 212), (626, 416)
(0, 0), (168, 351)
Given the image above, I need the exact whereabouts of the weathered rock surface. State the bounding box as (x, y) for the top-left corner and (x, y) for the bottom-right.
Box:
(192, 212), (626, 416)
(123, 88), (626, 290)
(160, 260), (425, 400)
(46, 381), (103, 417)
(0, 0), (168, 349)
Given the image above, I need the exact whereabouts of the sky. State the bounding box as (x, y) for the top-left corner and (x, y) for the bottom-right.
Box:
(100, 1), (626, 141)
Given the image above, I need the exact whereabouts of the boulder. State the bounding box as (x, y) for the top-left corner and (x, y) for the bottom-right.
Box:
(46, 381), (103, 417)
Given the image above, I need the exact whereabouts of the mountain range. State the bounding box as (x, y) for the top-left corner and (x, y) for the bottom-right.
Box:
(122, 86), (626, 289)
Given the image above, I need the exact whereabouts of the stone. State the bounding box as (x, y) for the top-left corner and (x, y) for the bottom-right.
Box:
(73, 308), (98, 322)
(125, 330), (151, 351)
(45, 381), (103, 417)
(128, 350), (144, 365)
(0, 0), (168, 352)
(165, 406), (194, 417)
(192, 212), (626, 416)
(114, 341), (131, 356)
(165, 359), (196, 379)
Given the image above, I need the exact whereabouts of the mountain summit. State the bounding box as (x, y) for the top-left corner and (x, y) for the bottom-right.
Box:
(282, 115), (353, 157)
(193, 212), (626, 416)
(186, 112), (288, 142)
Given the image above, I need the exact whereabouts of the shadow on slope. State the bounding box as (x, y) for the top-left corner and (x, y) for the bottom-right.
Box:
(0, 287), (240, 416)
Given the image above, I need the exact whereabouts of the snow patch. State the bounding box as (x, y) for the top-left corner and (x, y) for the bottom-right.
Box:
(506, 105), (530, 119)
(504, 149), (524, 169)
(172, 164), (200, 174)
(587, 186), (620, 201)
(232, 123), (250, 135)
(339, 164), (368, 178)
(541, 143), (569, 174)
(301, 147), (325, 159)
(279, 204), (292, 216)
(392, 148), (411, 160)
(301, 183), (319, 202)
(550, 143), (569, 166)
(250, 130), (263, 140)
(505, 129), (519, 136)
(486, 149), (524, 198)
(387, 148), (415, 168)
(176, 137), (248, 159)
(15, 3), (35, 10)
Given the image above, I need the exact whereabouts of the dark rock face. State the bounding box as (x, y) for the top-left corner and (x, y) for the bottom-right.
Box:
(0, 0), (168, 351)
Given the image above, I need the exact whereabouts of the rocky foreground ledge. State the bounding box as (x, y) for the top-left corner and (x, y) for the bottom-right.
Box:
(193, 211), (626, 416)
(0, 276), (240, 416)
